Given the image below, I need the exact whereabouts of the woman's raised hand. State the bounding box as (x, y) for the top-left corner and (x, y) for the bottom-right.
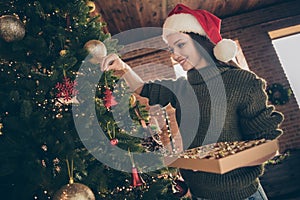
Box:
(100, 53), (144, 93)
(100, 53), (130, 72)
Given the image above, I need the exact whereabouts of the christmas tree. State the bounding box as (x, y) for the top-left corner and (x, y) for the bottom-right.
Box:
(0, 0), (184, 199)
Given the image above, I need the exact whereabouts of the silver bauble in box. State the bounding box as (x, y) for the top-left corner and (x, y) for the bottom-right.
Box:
(53, 182), (95, 200)
(0, 15), (25, 42)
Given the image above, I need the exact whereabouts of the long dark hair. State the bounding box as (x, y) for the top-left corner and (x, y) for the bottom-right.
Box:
(187, 32), (240, 68)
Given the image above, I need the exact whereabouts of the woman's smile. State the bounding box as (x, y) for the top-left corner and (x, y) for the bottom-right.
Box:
(177, 57), (187, 66)
(166, 32), (208, 71)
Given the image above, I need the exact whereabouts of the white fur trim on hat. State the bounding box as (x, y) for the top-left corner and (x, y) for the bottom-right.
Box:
(213, 39), (237, 62)
(162, 13), (206, 42)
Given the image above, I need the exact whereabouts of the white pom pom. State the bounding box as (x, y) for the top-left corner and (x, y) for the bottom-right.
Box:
(213, 39), (237, 62)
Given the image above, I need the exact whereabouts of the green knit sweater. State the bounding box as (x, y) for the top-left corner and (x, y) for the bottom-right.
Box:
(140, 64), (283, 200)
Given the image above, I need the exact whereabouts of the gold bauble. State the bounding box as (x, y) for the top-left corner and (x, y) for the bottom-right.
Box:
(53, 182), (95, 200)
(87, 1), (96, 13)
(129, 94), (136, 106)
(0, 15), (25, 42)
(60, 49), (67, 56)
(0, 123), (3, 135)
(84, 40), (107, 64)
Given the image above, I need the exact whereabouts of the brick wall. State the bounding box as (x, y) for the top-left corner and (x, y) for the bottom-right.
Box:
(119, 0), (300, 152)
(119, 36), (175, 81)
(221, 0), (300, 152)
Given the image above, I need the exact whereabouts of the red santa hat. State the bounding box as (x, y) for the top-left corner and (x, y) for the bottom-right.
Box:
(162, 4), (237, 62)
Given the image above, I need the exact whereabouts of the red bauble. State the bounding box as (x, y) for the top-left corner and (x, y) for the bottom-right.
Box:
(110, 138), (118, 146)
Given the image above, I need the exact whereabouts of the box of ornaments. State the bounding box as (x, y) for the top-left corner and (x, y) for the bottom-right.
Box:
(164, 138), (279, 174)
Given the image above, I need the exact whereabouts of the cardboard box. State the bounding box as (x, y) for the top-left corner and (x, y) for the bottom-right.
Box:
(164, 139), (279, 174)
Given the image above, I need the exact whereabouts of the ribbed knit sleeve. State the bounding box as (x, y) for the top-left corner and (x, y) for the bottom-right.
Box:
(238, 74), (284, 140)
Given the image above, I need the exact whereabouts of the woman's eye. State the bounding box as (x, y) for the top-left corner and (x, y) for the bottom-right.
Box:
(168, 47), (174, 53)
(177, 42), (185, 48)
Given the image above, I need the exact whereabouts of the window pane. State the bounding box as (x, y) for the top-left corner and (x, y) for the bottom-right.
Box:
(272, 33), (300, 107)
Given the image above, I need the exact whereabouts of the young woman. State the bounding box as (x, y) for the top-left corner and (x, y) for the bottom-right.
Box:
(101, 4), (283, 200)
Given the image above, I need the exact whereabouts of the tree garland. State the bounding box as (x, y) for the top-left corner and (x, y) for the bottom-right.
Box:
(266, 83), (291, 105)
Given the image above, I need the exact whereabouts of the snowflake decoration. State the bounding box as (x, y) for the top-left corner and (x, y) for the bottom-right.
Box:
(55, 77), (79, 101)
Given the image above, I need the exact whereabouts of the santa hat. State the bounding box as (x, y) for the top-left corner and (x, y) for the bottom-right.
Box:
(162, 4), (237, 62)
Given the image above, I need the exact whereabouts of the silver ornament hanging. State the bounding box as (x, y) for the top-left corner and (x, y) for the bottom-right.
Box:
(0, 15), (25, 42)
(53, 182), (95, 200)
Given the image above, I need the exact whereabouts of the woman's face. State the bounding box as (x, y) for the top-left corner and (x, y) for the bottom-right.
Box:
(166, 32), (208, 71)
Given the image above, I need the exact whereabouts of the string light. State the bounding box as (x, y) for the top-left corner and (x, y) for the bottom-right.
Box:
(0, 123), (3, 135)
(41, 144), (48, 151)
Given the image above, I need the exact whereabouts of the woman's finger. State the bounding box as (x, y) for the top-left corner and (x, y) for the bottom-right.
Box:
(101, 54), (117, 71)
(100, 54), (110, 71)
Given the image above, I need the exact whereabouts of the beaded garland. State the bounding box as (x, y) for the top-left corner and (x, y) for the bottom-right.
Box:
(162, 107), (177, 153)
(145, 106), (179, 154)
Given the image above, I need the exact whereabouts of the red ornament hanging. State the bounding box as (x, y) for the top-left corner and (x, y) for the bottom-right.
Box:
(103, 88), (117, 109)
(55, 77), (79, 102)
(131, 167), (145, 187)
(106, 122), (118, 146)
(128, 149), (145, 188)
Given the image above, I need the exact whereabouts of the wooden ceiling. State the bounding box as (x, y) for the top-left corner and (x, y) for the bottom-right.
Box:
(94, 0), (288, 36)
